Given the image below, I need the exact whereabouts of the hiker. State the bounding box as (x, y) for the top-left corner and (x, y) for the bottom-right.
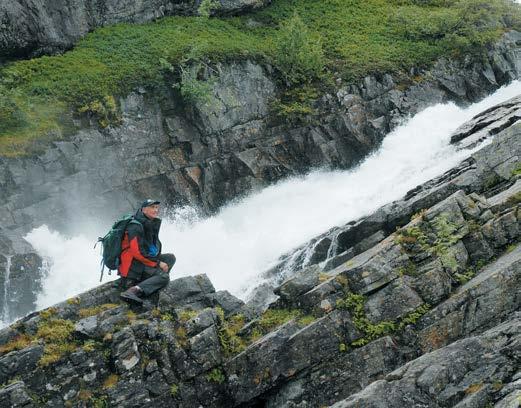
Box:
(119, 199), (176, 303)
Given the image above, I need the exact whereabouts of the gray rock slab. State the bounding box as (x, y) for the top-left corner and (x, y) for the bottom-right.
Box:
(329, 317), (521, 408)
(417, 244), (521, 353)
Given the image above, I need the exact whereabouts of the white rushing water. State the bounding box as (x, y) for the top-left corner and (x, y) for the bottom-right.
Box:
(25, 81), (521, 312)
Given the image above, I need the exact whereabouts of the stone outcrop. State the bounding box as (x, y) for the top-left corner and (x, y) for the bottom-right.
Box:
(0, 94), (519, 407)
(0, 0), (271, 59)
(330, 315), (521, 408)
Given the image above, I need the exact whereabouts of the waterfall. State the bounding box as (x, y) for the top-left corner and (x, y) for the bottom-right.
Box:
(2, 256), (12, 323)
(24, 80), (521, 313)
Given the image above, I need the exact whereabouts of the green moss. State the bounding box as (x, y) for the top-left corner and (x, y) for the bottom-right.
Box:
(39, 307), (58, 320)
(178, 309), (198, 323)
(36, 318), (76, 367)
(90, 396), (109, 408)
(161, 312), (175, 321)
(396, 213), (465, 273)
(454, 268), (476, 284)
(82, 340), (98, 353)
(0, 334), (33, 355)
(77, 95), (121, 128)
(206, 367), (226, 383)
(102, 374), (119, 389)
(397, 261), (418, 277)
(336, 292), (430, 347)
(38, 342), (77, 367)
(170, 383), (179, 396)
(506, 192), (521, 206)
(36, 318), (74, 343)
(1, 0), (519, 152)
(297, 315), (316, 326)
(512, 162), (521, 177)
(216, 306), (316, 357)
(216, 309), (247, 356)
(256, 309), (301, 332)
(126, 310), (137, 321)
(78, 303), (119, 318)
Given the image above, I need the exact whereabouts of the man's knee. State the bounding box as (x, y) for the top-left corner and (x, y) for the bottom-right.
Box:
(161, 253), (176, 271)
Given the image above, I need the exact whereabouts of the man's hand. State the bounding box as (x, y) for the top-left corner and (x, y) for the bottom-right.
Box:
(159, 261), (169, 273)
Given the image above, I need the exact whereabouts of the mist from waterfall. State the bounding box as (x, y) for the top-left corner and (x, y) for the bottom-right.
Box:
(24, 81), (521, 315)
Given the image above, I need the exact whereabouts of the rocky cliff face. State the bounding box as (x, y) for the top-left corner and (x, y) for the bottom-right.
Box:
(0, 0), (270, 59)
(0, 93), (519, 407)
(0, 31), (520, 322)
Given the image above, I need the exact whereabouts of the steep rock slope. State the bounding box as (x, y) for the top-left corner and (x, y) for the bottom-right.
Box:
(0, 29), (520, 332)
(0, 89), (519, 407)
(0, 0), (270, 59)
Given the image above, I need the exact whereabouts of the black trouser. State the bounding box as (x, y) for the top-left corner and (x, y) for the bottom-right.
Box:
(123, 253), (176, 297)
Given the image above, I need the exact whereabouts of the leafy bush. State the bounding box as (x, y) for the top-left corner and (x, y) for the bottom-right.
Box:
(174, 63), (216, 106)
(274, 13), (325, 84)
(77, 95), (121, 128)
(198, 0), (221, 18)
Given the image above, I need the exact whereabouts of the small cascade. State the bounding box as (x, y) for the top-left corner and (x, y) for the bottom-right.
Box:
(326, 230), (342, 260)
(2, 256), (12, 323)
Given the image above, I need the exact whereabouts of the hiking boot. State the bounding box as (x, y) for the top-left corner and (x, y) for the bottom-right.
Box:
(120, 286), (144, 304)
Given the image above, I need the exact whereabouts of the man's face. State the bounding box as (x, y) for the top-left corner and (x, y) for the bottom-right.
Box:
(142, 204), (160, 219)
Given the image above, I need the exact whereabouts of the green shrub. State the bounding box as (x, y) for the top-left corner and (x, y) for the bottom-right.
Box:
(198, 0), (221, 18)
(77, 95), (121, 128)
(270, 84), (319, 124)
(174, 63), (216, 105)
(274, 13), (325, 84)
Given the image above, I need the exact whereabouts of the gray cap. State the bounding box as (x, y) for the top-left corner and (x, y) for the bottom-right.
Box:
(140, 199), (161, 208)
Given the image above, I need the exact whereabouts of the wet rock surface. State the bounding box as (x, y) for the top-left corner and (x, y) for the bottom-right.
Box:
(0, 98), (519, 407)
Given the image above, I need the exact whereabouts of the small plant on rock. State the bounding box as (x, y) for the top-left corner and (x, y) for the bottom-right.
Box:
(198, 0), (221, 18)
(77, 95), (121, 128)
(0, 334), (33, 355)
(179, 309), (198, 322)
(173, 63), (216, 106)
(102, 374), (119, 389)
(170, 383), (179, 396)
(206, 368), (225, 384)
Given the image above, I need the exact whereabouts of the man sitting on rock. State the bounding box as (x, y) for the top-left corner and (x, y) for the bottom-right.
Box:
(119, 199), (176, 304)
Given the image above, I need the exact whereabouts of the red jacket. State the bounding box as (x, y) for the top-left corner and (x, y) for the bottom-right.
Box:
(118, 210), (161, 279)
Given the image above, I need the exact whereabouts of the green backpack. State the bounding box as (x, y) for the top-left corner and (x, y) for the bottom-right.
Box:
(96, 214), (142, 281)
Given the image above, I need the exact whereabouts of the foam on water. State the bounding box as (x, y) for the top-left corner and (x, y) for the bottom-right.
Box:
(25, 81), (521, 313)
